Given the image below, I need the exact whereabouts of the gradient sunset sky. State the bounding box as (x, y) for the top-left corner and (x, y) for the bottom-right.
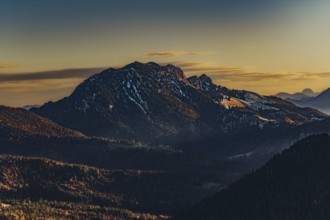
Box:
(1, 0), (330, 106)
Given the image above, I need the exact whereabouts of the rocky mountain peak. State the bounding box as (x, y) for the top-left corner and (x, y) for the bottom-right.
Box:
(100, 62), (186, 82)
(165, 64), (186, 80)
(199, 74), (212, 83)
(187, 74), (215, 91)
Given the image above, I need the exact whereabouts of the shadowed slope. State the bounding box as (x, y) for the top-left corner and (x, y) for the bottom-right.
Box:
(183, 134), (330, 220)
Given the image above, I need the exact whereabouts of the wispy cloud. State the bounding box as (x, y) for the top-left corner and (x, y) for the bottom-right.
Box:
(1, 62), (329, 85)
(0, 63), (22, 69)
(0, 67), (106, 82)
(0, 67), (109, 107)
(141, 51), (215, 58)
(167, 61), (330, 82)
(0, 79), (83, 107)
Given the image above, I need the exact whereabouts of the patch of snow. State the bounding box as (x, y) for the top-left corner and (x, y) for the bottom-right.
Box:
(240, 93), (279, 111)
(131, 84), (148, 110)
(244, 93), (269, 104)
(128, 95), (147, 114)
(256, 115), (274, 122)
(220, 96), (246, 109)
(80, 99), (90, 113)
(227, 151), (254, 160)
(123, 85), (148, 114)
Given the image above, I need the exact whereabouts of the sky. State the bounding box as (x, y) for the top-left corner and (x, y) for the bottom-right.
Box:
(1, 0), (330, 106)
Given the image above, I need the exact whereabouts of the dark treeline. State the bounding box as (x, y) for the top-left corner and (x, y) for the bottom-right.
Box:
(183, 134), (330, 220)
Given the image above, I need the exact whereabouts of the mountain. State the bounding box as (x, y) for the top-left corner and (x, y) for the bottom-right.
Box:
(275, 88), (318, 101)
(31, 62), (326, 144)
(306, 88), (330, 111)
(182, 134), (330, 220)
(0, 105), (84, 142)
(290, 88), (330, 114)
(276, 92), (309, 101)
(3, 63), (330, 218)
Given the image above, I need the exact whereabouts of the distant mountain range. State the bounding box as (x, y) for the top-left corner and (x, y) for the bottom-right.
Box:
(31, 62), (326, 144)
(276, 88), (318, 101)
(275, 88), (330, 114)
(292, 88), (330, 114)
(182, 134), (330, 220)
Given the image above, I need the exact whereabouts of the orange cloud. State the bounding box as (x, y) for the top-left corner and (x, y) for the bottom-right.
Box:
(141, 51), (215, 58)
(0, 63), (22, 68)
(162, 61), (330, 95)
(165, 61), (330, 82)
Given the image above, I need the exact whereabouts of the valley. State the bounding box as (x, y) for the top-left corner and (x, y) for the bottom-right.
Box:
(0, 62), (329, 219)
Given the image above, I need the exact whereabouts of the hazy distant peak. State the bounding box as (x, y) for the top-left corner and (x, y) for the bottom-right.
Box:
(302, 88), (318, 97)
(288, 87), (330, 114)
(319, 88), (330, 95)
(302, 88), (313, 93)
(275, 88), (320, 101)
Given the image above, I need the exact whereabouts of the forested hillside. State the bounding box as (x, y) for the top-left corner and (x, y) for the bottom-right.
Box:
(183, 134), (330, 220)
